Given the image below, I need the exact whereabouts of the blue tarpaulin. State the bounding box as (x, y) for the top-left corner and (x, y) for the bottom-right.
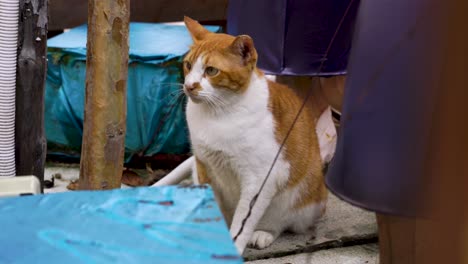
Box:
(0, 186), (242, 264)
(45, 23), (221, 160)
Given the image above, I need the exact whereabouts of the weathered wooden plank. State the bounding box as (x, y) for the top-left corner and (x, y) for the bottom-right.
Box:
(16, 0), (48, 191)
(78, 0), (130, 190)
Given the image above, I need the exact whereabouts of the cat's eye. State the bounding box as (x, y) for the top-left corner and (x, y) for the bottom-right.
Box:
(184, 61), (192, 71)
(205, 66), (219, 77)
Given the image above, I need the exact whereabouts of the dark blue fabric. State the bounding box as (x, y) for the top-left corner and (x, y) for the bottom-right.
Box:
(326, 0), (443, 216)
(227, 0), (359, 76)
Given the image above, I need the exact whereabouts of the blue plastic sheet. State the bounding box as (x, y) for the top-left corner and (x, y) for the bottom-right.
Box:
(0, 186), (242, 264)
(45, 23), (221, 159)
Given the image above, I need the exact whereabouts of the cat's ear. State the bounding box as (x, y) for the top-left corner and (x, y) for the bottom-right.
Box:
(230, 35), (257, 64)
(184, 16), (210, 43)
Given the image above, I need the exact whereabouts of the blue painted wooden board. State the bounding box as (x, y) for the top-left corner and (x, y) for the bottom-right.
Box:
(0, 186), (242, 264)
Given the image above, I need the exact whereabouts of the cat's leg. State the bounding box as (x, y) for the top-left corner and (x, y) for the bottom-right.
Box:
(248, 201), (286, 249)
(248, 195), (290, 249)
(229, 171), (279, 254)
(288, 200), (326, 234)
(248, 231), (277, 249)
(194, 159), (233, 226)
(194, 157), (210, 184)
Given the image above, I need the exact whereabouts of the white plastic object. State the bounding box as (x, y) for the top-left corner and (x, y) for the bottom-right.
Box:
(316, 106), (338, 164)
(0, 176), (41, 198)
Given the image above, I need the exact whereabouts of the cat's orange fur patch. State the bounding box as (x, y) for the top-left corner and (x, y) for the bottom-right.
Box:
(268, 80), (328, 210)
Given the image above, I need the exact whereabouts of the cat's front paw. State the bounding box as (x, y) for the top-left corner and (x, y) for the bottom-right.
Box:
(248, 230), (275, 249)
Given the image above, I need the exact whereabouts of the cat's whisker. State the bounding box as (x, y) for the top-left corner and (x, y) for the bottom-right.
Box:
(150, 82), (185, 100)
(154, 82), (185, 89)
(206, 95), (231, 115)
(166, 93), (185, 107)
(167, 88), (184, 95)
(205, 100), (214, 109)
(201, 95), (216, 110)
(162, 89), (185, 100)
(208, 98), (220, 111)
(174, 93), (186, 105)
(197, 93), (221, 111)
(209, 98), (223, 110)
(213, 99), (231, 115)
(211, 95), (228, 107)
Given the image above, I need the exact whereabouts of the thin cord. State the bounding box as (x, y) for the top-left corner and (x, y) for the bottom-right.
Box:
(233, 0), (357, 242)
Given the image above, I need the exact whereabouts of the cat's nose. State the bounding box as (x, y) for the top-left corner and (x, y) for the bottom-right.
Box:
(185, 82), (200, 93)
(186, 85), (195, 92)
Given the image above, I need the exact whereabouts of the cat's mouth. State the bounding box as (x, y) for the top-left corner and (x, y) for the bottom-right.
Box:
(184, 89), (203, 104)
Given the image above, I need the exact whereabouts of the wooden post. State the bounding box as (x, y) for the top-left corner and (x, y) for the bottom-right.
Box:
(79, 0), (130, 190)
(377, 0), (468, 263)
(16, 0), (48, 192)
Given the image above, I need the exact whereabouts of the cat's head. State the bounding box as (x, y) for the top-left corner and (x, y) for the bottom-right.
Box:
(182, 16), (259, 105)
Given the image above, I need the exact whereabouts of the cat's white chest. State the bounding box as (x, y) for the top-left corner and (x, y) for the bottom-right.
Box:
(186, 89), (278, 220)
(185, 76), (281, 180)
(187, 106), (269, 155)
(186, 76), (274, 162)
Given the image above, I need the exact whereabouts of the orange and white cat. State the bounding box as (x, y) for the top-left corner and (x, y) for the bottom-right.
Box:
(181, 17), (328, 254)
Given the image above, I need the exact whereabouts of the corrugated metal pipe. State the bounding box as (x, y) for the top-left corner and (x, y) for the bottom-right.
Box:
(0, 0), (19, 177)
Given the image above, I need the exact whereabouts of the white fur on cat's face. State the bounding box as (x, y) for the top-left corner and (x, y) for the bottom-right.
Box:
(184, 56), (240, 108)
(184, 57), (206, 103)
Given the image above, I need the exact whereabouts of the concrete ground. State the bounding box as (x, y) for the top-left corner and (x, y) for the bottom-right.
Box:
(44, 163), (379, 263)
(247, 244), (378, 264)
